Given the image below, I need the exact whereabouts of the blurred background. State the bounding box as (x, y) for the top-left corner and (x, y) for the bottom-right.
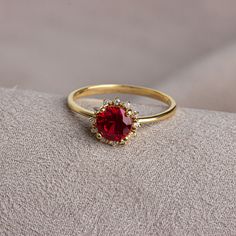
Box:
(0, 0), (236, 112)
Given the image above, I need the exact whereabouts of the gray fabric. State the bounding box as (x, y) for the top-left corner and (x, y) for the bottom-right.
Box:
(0, 87), (236, 236)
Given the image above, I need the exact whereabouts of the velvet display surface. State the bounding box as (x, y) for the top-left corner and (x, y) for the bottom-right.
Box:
(0, 87), (236, 236)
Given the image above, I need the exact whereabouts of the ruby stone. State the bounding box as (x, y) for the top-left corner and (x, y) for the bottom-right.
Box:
(96, 105), (133, 142)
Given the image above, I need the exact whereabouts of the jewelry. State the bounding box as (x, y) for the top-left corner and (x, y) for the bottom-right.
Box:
(67, 84), (176, 146)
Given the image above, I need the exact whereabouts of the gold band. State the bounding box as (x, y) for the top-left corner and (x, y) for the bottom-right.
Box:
(67, 84), (176, 124)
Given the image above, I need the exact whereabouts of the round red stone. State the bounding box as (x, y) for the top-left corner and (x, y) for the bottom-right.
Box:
(96, 105), (133, 142)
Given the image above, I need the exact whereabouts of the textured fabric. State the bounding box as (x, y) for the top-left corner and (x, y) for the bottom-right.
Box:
(0, 87), (236, 236)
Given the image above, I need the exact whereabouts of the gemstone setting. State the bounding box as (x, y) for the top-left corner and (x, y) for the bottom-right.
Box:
(96, 106), (133, 142)
(90, 98), (139, 145)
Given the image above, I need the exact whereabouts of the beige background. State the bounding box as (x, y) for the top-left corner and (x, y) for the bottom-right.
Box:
(0, 0), (236, 112)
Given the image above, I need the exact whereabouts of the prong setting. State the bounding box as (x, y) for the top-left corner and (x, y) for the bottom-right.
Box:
(90, 98), (140, 146)
(96, 133), (102, 140)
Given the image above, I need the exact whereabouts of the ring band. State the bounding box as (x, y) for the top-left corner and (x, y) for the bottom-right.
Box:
(67, 84), (176, 145)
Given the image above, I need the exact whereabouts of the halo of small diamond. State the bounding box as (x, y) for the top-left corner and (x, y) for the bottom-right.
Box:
(90, 98), (140, 146)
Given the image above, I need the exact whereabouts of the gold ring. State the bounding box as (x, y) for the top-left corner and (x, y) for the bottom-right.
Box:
(67, 84), (176, 146)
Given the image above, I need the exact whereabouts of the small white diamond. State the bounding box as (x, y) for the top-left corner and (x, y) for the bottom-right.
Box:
(101, 137), (106, 143)
(126, 109), (133, 116)
(120, 140), (126, 145)
(133, 122), (141, 128)
(103, 99), (110, 106)
(91, 127), (98, 133)
(108, 141), (117, 146)
(125, 101), (131, 108)
(89, 117), (96, 123)
(114, 98), (121, 105)
(133, 111), (139, 118)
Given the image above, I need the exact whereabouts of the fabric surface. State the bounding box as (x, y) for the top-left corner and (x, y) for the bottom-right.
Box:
(0, 87), (236, 236)
(1, 0), (236, 112)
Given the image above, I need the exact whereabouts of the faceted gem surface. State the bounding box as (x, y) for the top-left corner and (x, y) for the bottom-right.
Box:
(96, 105), (133, 142)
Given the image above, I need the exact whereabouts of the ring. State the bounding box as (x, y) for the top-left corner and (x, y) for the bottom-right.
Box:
(67, 84), (176, 146)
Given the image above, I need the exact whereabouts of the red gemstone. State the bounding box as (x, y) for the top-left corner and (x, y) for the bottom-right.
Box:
(96, 105), (133, 142)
